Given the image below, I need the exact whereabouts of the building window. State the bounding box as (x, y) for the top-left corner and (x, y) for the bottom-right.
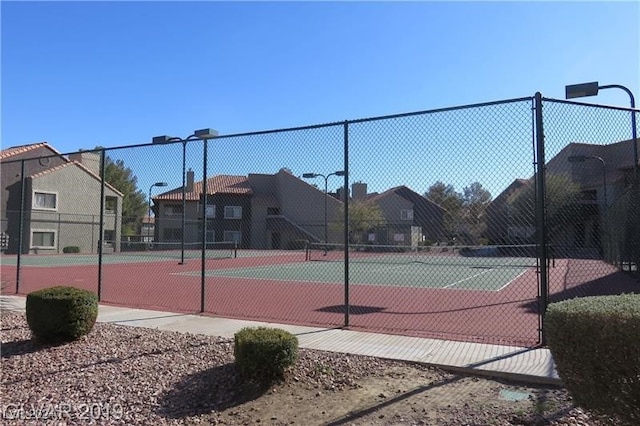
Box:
(400, 210), (414, 220)
(224, 230), (242, 244)
(224, 206), (242, 219)
(103, 230), (115, 244)
(198, 203), (216, 218)
(33, 191), (57, 211)
(105, 197), (117, 214)
(31, 230), (56, 248)
(163, 228), (183, 241)
(164, 205), (184, 216)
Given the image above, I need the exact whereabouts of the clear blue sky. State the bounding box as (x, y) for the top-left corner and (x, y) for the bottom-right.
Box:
(2, 1), (639, 198)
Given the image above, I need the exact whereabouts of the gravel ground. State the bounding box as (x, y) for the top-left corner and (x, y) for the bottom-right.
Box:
(1, 311), (613, 425)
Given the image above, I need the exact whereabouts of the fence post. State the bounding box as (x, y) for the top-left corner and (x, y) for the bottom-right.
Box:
(200, 138), (208, 313)
(343, 121), (350, 327)
(16, 160), (26, 294)
(534, 93), (549, 344)
(98, 150), (106, 301)
(57, 213), (61, 254)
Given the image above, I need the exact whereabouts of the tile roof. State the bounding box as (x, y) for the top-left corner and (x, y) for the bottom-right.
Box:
(28, 162), (74, 179)
(1, 142), (122, 197)
(0, 142), (61, 160)
(28, 161), (124, 197)
(154, 175), (252, 201)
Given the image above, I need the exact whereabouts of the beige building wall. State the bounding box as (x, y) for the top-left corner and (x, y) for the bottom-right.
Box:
(275, 170), (344, 244)
(28, 166), (122, 254)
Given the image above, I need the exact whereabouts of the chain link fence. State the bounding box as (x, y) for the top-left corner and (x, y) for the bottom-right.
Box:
(2, 95), (638, 347)
(540, 98), (639, 307)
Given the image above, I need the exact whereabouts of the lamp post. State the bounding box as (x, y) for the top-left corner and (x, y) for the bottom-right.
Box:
(565, 82), (638, 186)
(148, 182), (168, 243)
(302, 171), (346, 246)
(152, 128), (219, 264)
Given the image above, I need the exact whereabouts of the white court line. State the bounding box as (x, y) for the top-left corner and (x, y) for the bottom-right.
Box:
(443, 268), (493, 289)
(170, 263), (528, 291)
(496, 270), (529, 291)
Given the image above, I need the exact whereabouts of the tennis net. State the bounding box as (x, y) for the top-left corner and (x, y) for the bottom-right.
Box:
(306, 242), (540, 268)
(117, 241), (237, 260)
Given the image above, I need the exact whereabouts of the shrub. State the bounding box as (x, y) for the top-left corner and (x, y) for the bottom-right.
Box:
(545, 294), (640, 425)
(62, 246), (80, 253)
(26, 286), (98, 344)
(234, 327), (298, 381)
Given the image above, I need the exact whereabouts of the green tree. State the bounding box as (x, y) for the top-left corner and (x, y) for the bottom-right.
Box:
(460, 182), (492, 244)
(507, 174), (582, 235)
(334, 201), (386, 244)
(425, 181), (463, 241)
(425, 181), (492, 244)
(425, 181), (463, 213)
(99, 151), (148, 236)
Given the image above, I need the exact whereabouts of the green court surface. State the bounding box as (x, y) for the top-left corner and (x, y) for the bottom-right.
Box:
(183, 258), (535, 291)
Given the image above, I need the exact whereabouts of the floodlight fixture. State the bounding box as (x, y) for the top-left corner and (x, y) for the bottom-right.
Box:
(152, 135), (176, 144)
(194, 128), (219, 139)
(565, 82), (600, 99)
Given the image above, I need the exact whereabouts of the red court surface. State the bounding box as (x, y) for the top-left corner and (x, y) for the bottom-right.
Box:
(2, 253), (637, 348)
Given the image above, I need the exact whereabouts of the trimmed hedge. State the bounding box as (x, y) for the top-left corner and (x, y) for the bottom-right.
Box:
(26, 286), (98, 344)
(545, 294), (640, 425)
(234, 327), (298, 381)
(62, 246), (80, 253)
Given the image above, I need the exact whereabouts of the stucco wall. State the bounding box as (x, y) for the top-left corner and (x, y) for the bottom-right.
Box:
(276, 170), (344, 244)
(27, 166), (122, 254)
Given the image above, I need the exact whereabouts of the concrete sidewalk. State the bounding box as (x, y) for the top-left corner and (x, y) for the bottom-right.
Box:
(1, 295), (561, 385)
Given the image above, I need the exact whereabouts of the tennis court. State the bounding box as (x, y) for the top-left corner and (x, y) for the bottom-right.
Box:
(185, 243), (538, 291)
(188, 257), (533, 291)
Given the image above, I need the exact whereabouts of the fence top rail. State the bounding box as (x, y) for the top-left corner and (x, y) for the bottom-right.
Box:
(542, 96), (640, 113)
(345, 96), (534, 125)
(1, 96), (536, 165)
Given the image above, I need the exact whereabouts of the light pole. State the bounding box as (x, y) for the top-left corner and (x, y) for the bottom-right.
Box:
(302, 171), (346, 246)
(152, 128), (219, 264)
(566, 81), (638, 186)
(148, 182), (168, 243)
(568, 155), (607, 256)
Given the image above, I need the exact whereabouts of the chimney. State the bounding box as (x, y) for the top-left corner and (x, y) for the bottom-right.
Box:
(352, 182), (367, 201)
(336, 186), (350, 201)
(69, 150), (101, 176)
(186, 169), (195, 192)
